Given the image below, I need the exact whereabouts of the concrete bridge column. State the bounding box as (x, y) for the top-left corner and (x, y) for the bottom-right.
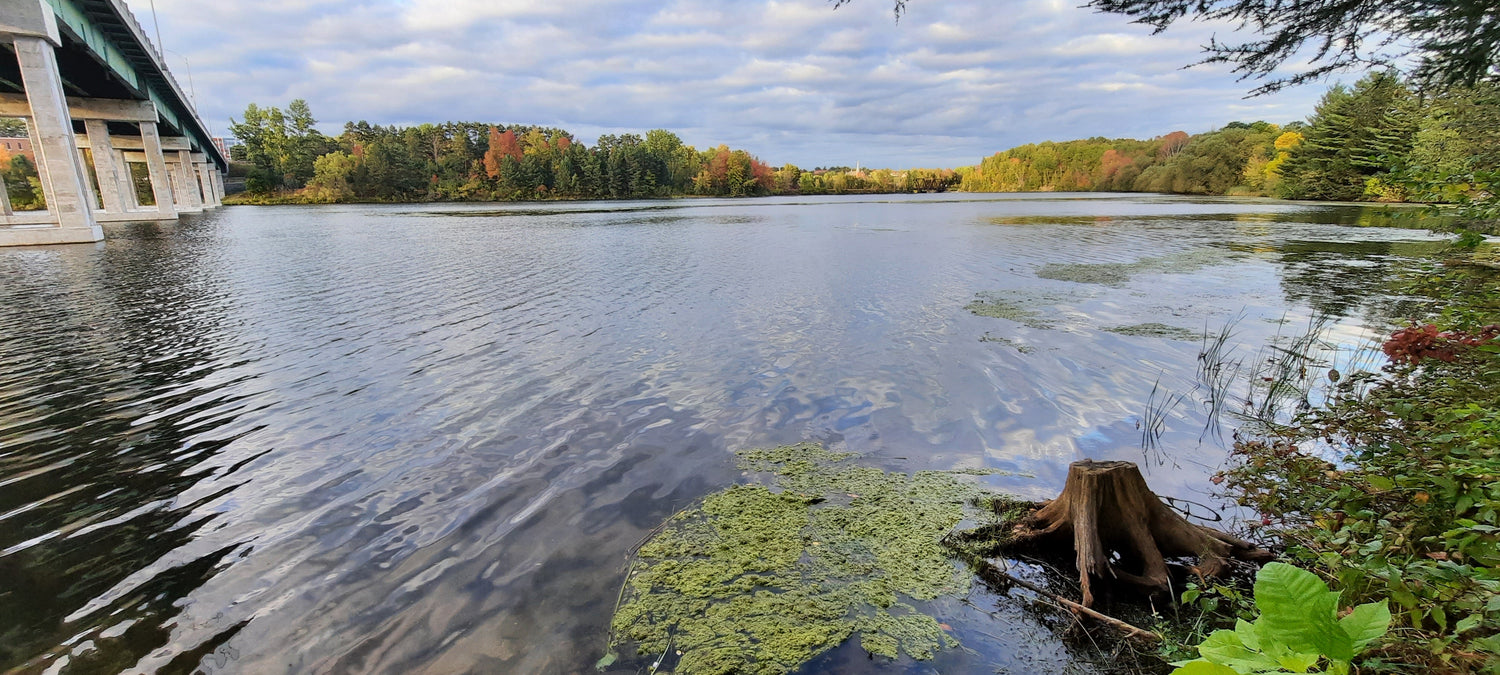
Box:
(82, 119), (128, 214)
(115, 149), (139, 209)
(166, 160), (184, 209)
(74, 144), (101, 208)
(174, 150), (202, 211)
(212, 170), (224, 203)
(139, 121), (177, 218)
(7, 35), (101, 243)
(192, 161), (206, 206)
(195, 162), (219, 207)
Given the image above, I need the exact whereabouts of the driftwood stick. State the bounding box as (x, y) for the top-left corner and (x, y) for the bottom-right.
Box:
(972, 558), (1161, 643)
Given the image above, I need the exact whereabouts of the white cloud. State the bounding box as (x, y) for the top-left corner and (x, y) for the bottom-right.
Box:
(1078, 81), (1153, 92)
(133, 0), (1353, 168)
(1054, 33), (1187, 56)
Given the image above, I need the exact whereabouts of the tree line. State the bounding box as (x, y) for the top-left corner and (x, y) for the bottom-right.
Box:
(959, 73), (1499, 211)
(227, 102), (959, 203)
(0, 153), (43, 211)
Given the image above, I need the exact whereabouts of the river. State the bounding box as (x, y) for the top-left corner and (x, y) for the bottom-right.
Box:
(0, 193), (1451, 673)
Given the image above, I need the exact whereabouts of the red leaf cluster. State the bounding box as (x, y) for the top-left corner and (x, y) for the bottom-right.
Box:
(1157, 131), (1190, 158)
(1382, 323), (1500, 365)
(483, 128), (522, 179)
(1098, 149), (1134, 182)
(750, 158), (774, 189)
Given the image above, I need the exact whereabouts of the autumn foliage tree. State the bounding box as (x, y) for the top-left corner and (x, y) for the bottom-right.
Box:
(483, 128), (522, 179)
(239, 99), (819, 203)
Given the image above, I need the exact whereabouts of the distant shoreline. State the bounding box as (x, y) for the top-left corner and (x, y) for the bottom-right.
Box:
(220, 190), (1443, 211)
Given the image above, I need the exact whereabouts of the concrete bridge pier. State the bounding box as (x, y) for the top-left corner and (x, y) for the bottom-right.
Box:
(169, 150), (201, 213)
(49, 109), (196, 222)
(84, 119), (130, 216)
(78, 121), (183, 223)
(0, 6), (102, 244)
(139, 122), (180, 219)
(195, 160), (220, 207)
(1, 0), (227, 246)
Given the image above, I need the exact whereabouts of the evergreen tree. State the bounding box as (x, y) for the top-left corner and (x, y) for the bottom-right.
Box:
(1280, 72), (1418, 200)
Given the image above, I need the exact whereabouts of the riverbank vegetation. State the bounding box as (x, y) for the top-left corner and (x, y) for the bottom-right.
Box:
(958, 74), (1498, 231)
(0, 123), (44, 209)
(1, 155), (44, 210)
(225, 74), (1495, 232)
(917, 236), (1500, 673)
(222, 101), (959, 205)
(1195, 251), (1500, 673)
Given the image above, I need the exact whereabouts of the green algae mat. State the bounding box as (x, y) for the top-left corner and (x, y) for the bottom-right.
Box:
(1035, 248), (1236, 287)
(1106, 322), (1200, 340)
(965, 291), (1055, 328)
(600, 443), (1002, 674)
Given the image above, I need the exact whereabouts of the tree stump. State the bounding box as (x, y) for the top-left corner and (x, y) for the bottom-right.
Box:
(1010, 460), (1272, 606)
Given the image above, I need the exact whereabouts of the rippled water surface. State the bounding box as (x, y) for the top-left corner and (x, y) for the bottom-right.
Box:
(0, 194), (1451, 674)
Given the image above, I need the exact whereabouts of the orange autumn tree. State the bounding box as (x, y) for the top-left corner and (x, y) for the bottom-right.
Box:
(750, 158), (774, 192)
(1157, 131), (1191, 158)
(1098, 149), (1133, 182)
(483, 127), (522, 178)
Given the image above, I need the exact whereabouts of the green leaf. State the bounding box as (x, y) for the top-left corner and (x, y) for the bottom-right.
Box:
(1340, 601), (1392, 653)
(1235, 619), (1261, 651)
(1367, 475), (1395, 490)
(594, 652), (618, 670)
(1197, 629), (1281, 672)
(1455, 614), (1483, 635)
(1275, 650), (1321, 672)
(1258, 636), (1321, 672)
(1253, 562), (1354, 661)
(1390, 584), (1419, 610)
(1169, 660), (1241, 675)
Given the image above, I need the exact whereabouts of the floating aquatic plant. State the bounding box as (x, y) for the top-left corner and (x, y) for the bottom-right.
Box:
(602, 443), (1001, 674)
(965, 291), (1055, 329)
(1037, 248), (1233, 287)
(1107, 323), (1201, 341)
(980, 333), (1036, 352)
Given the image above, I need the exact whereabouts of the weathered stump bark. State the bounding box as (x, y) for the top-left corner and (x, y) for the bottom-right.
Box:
(1011, 460), (1272, 606)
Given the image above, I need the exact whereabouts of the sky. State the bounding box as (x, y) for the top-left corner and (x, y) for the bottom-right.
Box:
(138, 0), (1353, 168)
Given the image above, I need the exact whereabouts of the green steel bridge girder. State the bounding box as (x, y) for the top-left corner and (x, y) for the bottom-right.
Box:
(41, 0), (226, 171)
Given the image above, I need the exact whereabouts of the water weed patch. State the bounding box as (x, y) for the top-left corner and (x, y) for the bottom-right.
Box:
(602, 443), (1002, 674)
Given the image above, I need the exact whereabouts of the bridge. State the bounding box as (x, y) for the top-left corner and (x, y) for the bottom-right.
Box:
(0, 0), (224, 246)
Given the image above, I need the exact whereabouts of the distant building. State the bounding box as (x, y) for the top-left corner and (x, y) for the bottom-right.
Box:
(0, 137), (34, 163)
(212, 136), (240, 158)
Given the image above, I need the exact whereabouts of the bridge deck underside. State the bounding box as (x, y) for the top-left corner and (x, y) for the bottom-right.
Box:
(0, 38), (189, 141)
